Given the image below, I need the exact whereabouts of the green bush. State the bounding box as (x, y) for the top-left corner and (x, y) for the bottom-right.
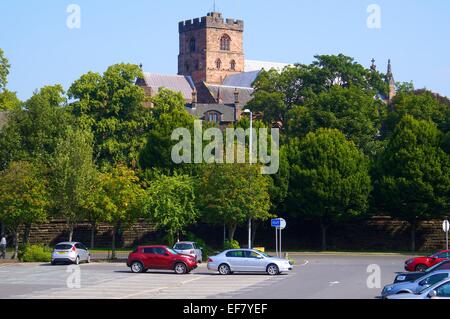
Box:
(18, 245), (52, 262)
(224, 240), (240, 250)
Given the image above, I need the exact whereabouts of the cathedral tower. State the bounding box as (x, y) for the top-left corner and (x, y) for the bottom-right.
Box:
(178, 12), (244, 84)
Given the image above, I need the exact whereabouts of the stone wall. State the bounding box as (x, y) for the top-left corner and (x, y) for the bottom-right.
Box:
(10, 217), (448, 252)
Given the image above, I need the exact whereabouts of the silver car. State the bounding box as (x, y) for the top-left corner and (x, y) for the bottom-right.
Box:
(51, 242), (91, 265)
(387, 277), (450, 299)
(382, 270), (450, 298)
(173, 241), (203, 263)
(207, 249), (293, 276)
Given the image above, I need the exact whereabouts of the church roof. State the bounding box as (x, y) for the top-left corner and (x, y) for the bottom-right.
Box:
(244, 60), (290, 72)
(186, 103), (239, 123)
(223, 70), (261, 88)
(204, 84), (254, 105)
(140, 73), (195, 101)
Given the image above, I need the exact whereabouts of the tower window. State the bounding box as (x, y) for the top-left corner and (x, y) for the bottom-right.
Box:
(189, 38), (196, 53)
(230, 60), (236, 71)
(205, 111), (221, 123)
(215, 59), (222, 70)
(220, 34), (231, 51)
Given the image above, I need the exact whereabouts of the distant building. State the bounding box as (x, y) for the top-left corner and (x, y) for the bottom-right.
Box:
(137, 11), (288, 126)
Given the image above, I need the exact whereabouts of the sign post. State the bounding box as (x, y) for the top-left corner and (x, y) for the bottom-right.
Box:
(271, 218), (286, 257)
(443, 220), (449, 251)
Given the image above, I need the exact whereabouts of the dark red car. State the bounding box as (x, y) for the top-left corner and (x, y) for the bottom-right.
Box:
(404, 250), (450, 272)
(127, 245), (197, 274)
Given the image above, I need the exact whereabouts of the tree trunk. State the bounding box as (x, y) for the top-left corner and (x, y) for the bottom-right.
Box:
(251, 221), (258, 248)
(90, 221), (96, 249)
(111, 226), (116, 260)
(68, 224), (74, 242)
(411, 220), (416, 252)
(321, 223), (328, 251)
(22, 223), (31, 247)
(228, 224), (237, 242)
(11, 231), (19, 260)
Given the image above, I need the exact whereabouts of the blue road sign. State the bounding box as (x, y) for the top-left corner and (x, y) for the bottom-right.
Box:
(271, 219), (281, 228)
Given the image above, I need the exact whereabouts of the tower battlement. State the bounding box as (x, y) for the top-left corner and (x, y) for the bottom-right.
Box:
(179, 12), (244, 32)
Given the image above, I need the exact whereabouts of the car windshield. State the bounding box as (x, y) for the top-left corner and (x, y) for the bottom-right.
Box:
(174, 243), (193, 250)
(54, 244), (73, 250)
(426, 261), (448, 273)
(167, 248), (179, 255)
(254, 250), (272, 258)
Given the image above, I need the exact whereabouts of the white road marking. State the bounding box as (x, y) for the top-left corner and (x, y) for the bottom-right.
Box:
(329, 281), (340, 287)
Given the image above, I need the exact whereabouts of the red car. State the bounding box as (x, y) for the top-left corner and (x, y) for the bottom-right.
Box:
(127, 245), (197, 274)
(404, 250), (450, 272)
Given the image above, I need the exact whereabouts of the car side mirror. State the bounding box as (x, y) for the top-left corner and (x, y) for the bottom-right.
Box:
(428, 290), (437, 299)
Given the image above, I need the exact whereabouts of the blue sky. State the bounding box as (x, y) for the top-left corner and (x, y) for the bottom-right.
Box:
(1, 0), (449, 100)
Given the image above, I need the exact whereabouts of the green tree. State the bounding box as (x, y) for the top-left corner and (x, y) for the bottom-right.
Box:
(287, 128), (372, 250)
(144, 173), (198, 245)
(139, 89), (196, 172)
(68, 64), (152, 167)
(0, 161), (48, 259)
(0, 90), (21, 111)
(288, 86), (385, 155)
(373, 115), (450, 252)
(0, 49), (10, 91)
(383, 90), (450, 137)
(98, 165), (146, 259)
(51, 128), (97, 242)
(0, 85), (72, 168)
(198, 163), (272, 242)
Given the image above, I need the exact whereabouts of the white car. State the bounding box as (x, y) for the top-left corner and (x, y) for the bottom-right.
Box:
(207, 249), (293, 276)
(51, 242), (91, 265)
(387, 277), (450, 299)
(173, 241), (203, 263)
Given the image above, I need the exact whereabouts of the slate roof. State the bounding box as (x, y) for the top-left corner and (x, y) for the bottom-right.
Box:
(139, 73), (196, 101)
(204, 84), (254, 105)
(223, 70), (261, 88)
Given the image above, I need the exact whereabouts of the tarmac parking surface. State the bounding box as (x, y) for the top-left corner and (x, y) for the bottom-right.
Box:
(0, 254), (407, 299)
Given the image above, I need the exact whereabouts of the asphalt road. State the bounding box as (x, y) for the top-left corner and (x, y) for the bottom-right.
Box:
(0, 254), (406, 299)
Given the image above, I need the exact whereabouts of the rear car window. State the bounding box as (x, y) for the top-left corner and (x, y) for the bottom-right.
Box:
(55, 244), (73, 250)
(143, 248), (156, 254)
(174, 243), (193, 250)
(226, 251), (245, 258)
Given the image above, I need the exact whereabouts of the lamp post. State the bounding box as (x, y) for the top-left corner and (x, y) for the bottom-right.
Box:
(243, 109), (253, 249)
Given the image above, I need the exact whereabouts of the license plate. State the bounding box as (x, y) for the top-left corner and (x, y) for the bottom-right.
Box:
(57, 252), (66, 255)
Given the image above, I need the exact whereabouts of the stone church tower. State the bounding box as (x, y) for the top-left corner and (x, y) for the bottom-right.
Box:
(178, 12), (245, 84)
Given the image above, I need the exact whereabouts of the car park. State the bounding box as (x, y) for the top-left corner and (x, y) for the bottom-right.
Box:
(393, 260), (450, 283)
(387, 277), (450, 299)
(51, 242), (91, 265)
(207, 249), (292, 276)
(173, 241), (203, 263)
(127, 245), (198, 274)
(404, 250), (450, 272)
(381, 270), (450, 298)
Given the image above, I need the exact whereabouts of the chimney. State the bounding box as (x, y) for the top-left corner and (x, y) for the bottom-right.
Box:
(216, 87), (222, 103)
(192, 89), (197, 105)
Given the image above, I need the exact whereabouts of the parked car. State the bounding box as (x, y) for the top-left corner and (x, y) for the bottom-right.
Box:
(207, 249), (292, 276)
(51, 242), (90, 265)
(173, 241), (203, 263)
(394, 260), (450, 283)
(382, 270), (450, 298)
(404, 250), (450, 272)
(127, 245), (197, 274)
(387, 277), (450, 299)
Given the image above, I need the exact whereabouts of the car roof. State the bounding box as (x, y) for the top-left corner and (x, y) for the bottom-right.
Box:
(56, 242), (79, 245)
(138, 245), (167, 248)
(175, 241), (195, 244)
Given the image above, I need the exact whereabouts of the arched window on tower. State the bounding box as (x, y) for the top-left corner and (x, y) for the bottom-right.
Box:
(215, 59), (222, 70)
(230, 60), (236, 71)
(189, 38), (196, 53)
(220, 34), (231, 51)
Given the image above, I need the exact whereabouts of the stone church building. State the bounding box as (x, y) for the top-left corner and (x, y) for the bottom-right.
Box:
(136, 11), (289, 126)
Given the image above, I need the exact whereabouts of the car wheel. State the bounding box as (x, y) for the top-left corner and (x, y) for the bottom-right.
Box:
(175, 263), (187, 274)
(267, 264), (280, 276)
(131, 261), (144, 273)
(218, 264), (231, 275)
(74, 256), (80, 265)
(415, 264), (428, 272)
(51, 260), (56, 266)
